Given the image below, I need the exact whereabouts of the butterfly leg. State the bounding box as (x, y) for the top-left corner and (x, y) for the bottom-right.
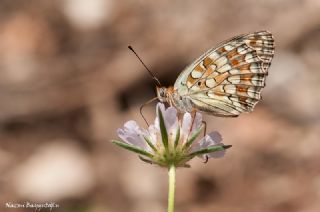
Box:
(202, 120), (207, 137)
(139, 97), (158, 127)
(188, 110), (197, 135)
(201, 121), (208, 164)
(139, 155), (153, 164)
(203, 155), (209, 163)
(189, 111), (206, 136)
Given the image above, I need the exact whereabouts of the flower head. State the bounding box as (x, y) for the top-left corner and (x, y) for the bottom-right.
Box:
(112, 103), (231, 168)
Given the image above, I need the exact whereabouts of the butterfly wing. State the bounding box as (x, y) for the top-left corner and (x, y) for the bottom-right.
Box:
(174, 31), (275, 117)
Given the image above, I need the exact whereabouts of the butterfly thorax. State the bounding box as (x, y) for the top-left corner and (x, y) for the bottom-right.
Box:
(156, 86), (194, 113)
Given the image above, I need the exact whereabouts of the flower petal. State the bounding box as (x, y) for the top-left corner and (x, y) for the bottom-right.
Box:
(181, 112), (203, 137)
(192, 131), (225, 159)
(163, 107), (178, 132)
(155, 103), (178, 132)
(156, 103), (166, 120)
(207, 149), (226, 158)
(154, 103), (165, 130)
(154, 103), (179, 144)
(191, 112), (202, 133)
(182, 112), (192, 137)
(117, 120), (149, 150)
(200, 131), (222, 148)
(147, 124), (158, 146)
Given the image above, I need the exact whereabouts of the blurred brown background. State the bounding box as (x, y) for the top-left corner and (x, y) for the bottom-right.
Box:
(0, 0), (320, 211)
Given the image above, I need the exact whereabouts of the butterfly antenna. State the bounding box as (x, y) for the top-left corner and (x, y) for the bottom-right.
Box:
(128, 45), (162, 87)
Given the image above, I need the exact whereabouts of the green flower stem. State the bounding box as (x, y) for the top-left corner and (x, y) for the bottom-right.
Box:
(168, 164), (176, 212)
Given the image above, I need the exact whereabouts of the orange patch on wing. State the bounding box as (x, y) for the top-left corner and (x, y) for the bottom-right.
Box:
(203, 57), (213, 68)
(231, 59), (239, 66)
(211, 87), (226, 96)
(249, 40), (257, 46)
(240, 74), (253, 82)
(239, 96), (248, 103)
(194, 64), (205, 72)
(226, 49), (238, 59)
(217, 47), (227, 54)
(239, 63), (251, 72)
(214, 72), (229, 84)
(213, 91), (225, 96)
(236, 85), (248, 93)
(187, 75), (197, 85)
(203, 66), (214, 77)
(231, 54), (246, 66)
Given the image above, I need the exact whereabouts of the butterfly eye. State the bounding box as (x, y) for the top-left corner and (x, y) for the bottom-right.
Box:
(160, 89), (165, 97)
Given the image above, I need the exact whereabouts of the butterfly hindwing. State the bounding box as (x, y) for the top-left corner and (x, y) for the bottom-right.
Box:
(174, 31), (274, 117)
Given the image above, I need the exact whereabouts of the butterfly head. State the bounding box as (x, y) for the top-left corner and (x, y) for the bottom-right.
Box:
(156, 87), (168, 102)
(156, 86), (175, 103)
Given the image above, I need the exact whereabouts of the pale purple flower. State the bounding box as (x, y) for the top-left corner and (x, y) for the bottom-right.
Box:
(112, 103), (231, 167)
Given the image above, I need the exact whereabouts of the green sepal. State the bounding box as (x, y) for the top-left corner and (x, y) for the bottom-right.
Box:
(174, 127), (180, 148)
(184, 125), (204, 149)
(188, 145), (232, 158)
(143, 136), (157, 153)
(111, 140), (154, 158)
(158, 107), (169, 151)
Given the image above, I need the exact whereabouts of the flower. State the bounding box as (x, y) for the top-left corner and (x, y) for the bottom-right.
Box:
(112, 103), (231, 168)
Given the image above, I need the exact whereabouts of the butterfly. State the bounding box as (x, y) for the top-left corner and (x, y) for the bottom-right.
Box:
(156, 30), (275, 117)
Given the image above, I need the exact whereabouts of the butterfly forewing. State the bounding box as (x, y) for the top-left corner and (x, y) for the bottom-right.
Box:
(174, 31), (274, 117)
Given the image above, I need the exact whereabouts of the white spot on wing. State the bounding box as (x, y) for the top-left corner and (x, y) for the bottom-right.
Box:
(251, 75), (260, 86)
(222, 96), (231, 102)
(256, 40), (263, 45)
(232, 101), (242, 107)
(250, 63), (259, 71)
(228, 75), (240, 84)
(230, 69), (240, 75)
(218, 64), (231, 73)
(209, 52), (220, 60)
(224, 45), (234, 51)
(237, 46), (246, 54)
(225, 85), (236, 94)
(210, 71), (219, 78)
(215, 56), (228, 70)
(205, 78), (216, 88)
(210, 64), (217, 70)
(207, 91), (215, 98)
(191, 70), (202, 78)
(247, 87), (258, 98)
(245, 53), (253, 62)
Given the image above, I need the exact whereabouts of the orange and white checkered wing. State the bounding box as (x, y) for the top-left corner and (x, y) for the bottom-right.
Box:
(174, 31), (274, 117)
